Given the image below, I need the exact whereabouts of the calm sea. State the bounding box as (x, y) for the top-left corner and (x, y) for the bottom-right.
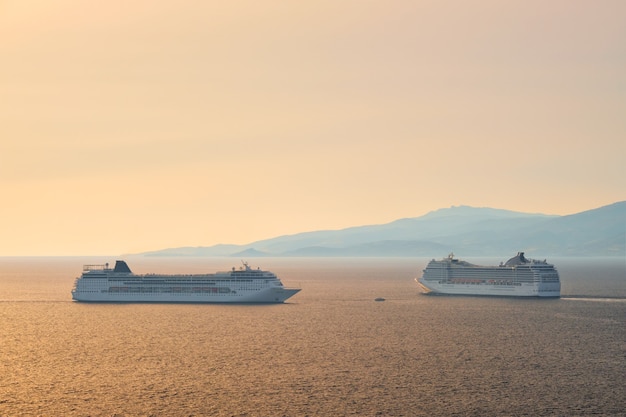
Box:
(0, 256), (624, 417)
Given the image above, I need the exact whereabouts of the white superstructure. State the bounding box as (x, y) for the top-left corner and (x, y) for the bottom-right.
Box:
(72, 261), (300, 303)
(416, 252), (560, 297)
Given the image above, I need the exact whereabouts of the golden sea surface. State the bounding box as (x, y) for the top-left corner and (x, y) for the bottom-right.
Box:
(1, 257), (624, 416)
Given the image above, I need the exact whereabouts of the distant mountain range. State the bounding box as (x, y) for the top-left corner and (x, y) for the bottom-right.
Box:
(139, 201), (626, 257)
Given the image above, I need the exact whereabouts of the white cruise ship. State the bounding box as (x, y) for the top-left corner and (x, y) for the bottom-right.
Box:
(416, 252), (560, 297)
(72, 261), (300, 303)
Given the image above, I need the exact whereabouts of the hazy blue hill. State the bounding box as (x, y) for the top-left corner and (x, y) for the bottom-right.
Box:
(141, 244), (242, 257)
(245, 206), (553, 253)
(279, 246), (346, 257)
(140, 201), (625, 257)
(281, 240), (451, 257)
(521, 201), (626, 256)
(229, 248), (270, 257)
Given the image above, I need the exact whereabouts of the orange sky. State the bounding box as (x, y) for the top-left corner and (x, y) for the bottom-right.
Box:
(1, 0), (625, 255)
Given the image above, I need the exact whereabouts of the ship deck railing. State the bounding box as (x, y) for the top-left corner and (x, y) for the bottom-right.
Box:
(83, 264), (109, 272)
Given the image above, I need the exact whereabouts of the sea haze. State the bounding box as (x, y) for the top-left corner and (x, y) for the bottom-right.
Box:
(0, 257), (624, 416)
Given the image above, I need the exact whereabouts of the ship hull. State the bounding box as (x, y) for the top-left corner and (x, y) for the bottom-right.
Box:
(417, 278), (560, 297)
(72, 287), (300, 303)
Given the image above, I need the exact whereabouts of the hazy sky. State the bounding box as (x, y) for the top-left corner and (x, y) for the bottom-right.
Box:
(1, 1), (625, 255)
